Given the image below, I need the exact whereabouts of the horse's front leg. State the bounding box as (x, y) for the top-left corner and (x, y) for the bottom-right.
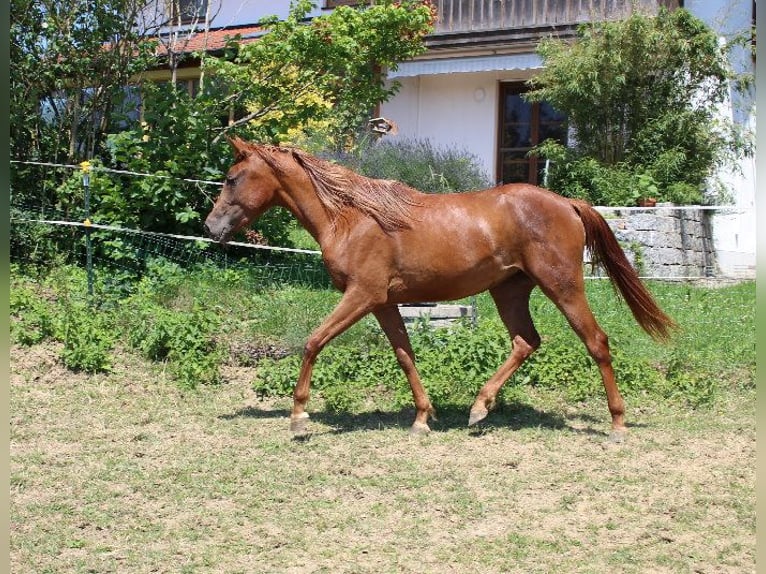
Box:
(374, 305), (436, 435)
(290, 288), (377, 435)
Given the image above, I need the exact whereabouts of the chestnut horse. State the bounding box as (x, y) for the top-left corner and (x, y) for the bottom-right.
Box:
(204, 137), (675, 440)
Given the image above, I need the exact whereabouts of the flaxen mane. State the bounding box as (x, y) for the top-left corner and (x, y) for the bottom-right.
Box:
(252, 144), (421, 232)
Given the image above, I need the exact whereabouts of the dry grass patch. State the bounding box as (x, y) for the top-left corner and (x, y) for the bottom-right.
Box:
(10, 343), (755, 574)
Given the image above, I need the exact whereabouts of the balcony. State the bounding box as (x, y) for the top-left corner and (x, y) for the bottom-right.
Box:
(428, 0), (680, 49)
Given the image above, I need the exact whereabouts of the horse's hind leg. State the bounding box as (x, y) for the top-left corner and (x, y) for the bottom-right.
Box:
(374, 305), (435, 435)
(469, 275), (541, 426)
(535, 275), (627, 442)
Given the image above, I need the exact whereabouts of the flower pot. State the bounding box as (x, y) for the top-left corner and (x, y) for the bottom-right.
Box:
(637, 197), (657, 207)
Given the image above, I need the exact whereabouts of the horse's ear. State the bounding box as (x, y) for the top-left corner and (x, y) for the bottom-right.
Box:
(227, 136), (252, 159)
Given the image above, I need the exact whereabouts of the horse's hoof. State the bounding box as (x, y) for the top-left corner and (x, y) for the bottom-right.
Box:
(468, 409), (488, 427)
(410, 421), (431, 436)
(607, 429), (628, 444)
(290, 413), (310, 436)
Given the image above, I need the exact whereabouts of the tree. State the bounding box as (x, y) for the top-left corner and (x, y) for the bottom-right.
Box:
(10, 0), (158, 164)
(11, 0), (435, 246)
(526, 8), (752, 205)
(96, 0), (435, 241)
(204, 0), (435, 148)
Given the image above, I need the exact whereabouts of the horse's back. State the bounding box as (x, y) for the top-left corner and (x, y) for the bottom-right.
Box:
(375, 183), (586, 301)
(413, 182), (584, 245)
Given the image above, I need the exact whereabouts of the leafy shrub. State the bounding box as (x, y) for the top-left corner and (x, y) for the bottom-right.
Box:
(9, 262), (754, 409)
(534, 141), (703, 206)
(101, 85), (230, 234)
(337, 138), (491, 193)
(10, 281), (58, 346)
(515, 336), (601, 401)
(252, 319), (503, 408)
(657, 348), (720, 407)
(122, 301), (224, 387)
(59, 304), (115, 373)
(169, 349), (225, 389)
(12, 269), (114, 372)
(527, 8), (750, 206)
(10, 205), (72, 268)
(253, 314), (682, 411)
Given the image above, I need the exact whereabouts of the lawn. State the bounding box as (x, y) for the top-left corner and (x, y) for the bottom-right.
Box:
(10, 339), (755, 574)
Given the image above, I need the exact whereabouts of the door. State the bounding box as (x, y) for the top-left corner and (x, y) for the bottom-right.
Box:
(497, 82), (567, 186)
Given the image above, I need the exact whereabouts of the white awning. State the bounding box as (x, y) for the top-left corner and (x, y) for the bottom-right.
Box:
(387, 53), (543, 78)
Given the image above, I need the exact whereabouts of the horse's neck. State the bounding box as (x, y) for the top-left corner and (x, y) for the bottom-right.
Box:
(277, 177), (335, 247)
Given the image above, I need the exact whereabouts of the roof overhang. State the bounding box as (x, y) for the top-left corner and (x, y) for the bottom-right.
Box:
(387, 52), (543, 78)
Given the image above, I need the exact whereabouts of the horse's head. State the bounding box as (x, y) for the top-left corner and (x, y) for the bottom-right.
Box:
(203, 137), (282, 244)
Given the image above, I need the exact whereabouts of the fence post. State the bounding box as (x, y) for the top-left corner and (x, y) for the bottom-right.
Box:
(80, 161), (94, 298)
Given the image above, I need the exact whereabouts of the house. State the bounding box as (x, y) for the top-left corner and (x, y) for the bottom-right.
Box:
(380, 0), (681, 186)
(144, 1), (677, 183)
(143, 0), (755, 276)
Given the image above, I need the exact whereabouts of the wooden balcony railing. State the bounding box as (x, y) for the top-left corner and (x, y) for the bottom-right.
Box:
(431, 0), (678, 35)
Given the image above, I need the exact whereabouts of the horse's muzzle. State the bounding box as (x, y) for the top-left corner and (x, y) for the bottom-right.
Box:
(203, 219), (229, 244)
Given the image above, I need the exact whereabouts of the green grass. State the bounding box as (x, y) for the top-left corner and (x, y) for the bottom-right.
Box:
(10, 261), (755, 415)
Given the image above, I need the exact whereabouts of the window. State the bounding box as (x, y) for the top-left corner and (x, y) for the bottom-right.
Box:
(497, 82), (567, 186)
(167, 0), (208, 25)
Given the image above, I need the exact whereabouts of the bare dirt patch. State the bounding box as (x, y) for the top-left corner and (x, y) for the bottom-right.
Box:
(10, 344), (755, 573)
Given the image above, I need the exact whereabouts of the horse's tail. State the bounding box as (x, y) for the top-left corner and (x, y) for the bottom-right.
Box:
(570, 199), (677, 341)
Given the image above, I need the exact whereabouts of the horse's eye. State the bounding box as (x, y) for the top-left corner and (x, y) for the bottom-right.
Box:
(225, 175), (238, 187)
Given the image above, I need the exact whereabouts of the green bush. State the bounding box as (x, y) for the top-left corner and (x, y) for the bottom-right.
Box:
(252, 313), (697, 411)
(338, 139), (491, 193)
(10, 283), (58, 346)
(9, 262), (754, 410)
(534, 141), (704, 206)
(527, 8), (750, 206)
(121, 300), (225, 388)
(10, 205), (73, 269)
(60, 304), (115, 373)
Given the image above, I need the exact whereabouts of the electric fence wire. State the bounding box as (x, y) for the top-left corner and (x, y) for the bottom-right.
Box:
(9, 159), (754, 284)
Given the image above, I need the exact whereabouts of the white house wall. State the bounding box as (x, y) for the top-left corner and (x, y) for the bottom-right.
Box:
(685, 0), (756, 277)
(381, 72), (502, 182)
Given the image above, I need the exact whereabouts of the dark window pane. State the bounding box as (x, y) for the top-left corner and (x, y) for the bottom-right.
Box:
(498, 84), (567, 185)
(501, 158), (529, 183)
(503, 124), (531, 148)
(538, 122), (568, 143)
(502, 150), (529, 161)
(504, 94), (531, 124)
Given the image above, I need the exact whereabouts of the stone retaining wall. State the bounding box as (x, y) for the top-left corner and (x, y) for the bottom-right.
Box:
(599, 206), (716, 278)
(398, 303), (476, 329)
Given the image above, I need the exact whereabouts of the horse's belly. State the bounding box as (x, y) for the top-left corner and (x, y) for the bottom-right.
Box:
(389, 255), (518, 303)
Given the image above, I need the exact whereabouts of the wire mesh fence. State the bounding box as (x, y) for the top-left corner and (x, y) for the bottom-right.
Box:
(10, 160), (332, 294)
(9, 158), (754, 305)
